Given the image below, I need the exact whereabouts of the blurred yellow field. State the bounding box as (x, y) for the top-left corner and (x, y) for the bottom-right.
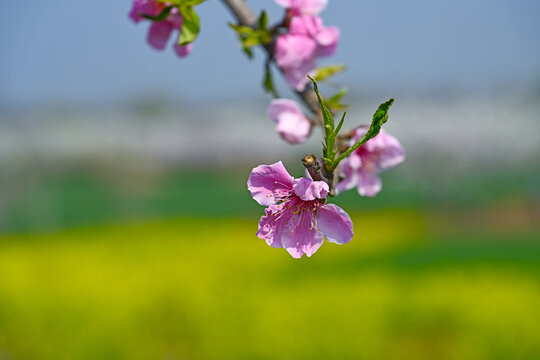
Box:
(0, 211), (539, 359)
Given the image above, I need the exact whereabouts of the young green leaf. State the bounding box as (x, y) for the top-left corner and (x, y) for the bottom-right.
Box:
(263, 63), (279, 98)
(242, 45), (254, 59)
(178, 6), (200, 45)
(313, 64), (346, 82)
(334, 98), (394, 166)
(308, 76), (338, 167)
(325, 88), (349, 111)
(181, 0), (206, 5)
(229, 12), (271, 58)
(258, 11), (268, 31)
(334, 112), (346, 137)
(308, 76), (334, 130)
(140, 6), (172, 21)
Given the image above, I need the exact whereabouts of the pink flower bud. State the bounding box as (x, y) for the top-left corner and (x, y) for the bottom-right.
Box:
(267, 99), (312, 144)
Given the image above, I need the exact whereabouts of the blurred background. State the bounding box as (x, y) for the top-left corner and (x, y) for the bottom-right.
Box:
(0, 0), (539, 359)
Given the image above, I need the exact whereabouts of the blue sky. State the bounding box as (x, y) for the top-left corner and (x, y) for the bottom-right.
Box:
(1, 0), (539, 105)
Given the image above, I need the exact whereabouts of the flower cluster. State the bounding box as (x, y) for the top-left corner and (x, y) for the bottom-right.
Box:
(274, 0), (340, 91)
(129, 0), (192, 58)
(248, 161), (353, 258)
(126, 0), (406, 259)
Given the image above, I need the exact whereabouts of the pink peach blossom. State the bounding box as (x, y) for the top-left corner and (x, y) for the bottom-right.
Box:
(267, 99), (312, 144)
(248, 161), (353, 258)
(336, 128), (405, 197)
(129, 1), (192, 58)
(273, 15), (339, 90)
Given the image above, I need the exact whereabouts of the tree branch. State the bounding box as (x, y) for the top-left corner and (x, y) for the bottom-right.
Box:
(220, 0), (322, 123)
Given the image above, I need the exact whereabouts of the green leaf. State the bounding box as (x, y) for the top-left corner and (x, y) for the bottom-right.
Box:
(182, 0), (206, 5)
(308, 76), (338, 166)
(334, 98), (395, 166)
(178, 6), (200, 46)
(229, 16), (271, 58)
(241, 32), (263, 47)
(263, 64), (278, 98)
(308, 76), (334, 131)
(334, 112), (346, 137)
(140, 6), (172, 21)
(258, 11), (268, 31)
(242, 45), (254, 59)
(314, 64), (346, 82)
(229, 24), (253, 35)
(325, 88), (349, 111)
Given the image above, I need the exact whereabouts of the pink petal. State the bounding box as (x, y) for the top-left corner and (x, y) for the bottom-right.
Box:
(168, 8), (183, 29)
(357, 167), (382, 197)
(334, 160), (359, 194)
(353, 129), (406, 171)
(147, 21), (174, 50)
(268, 99), (311, 144)
(289, 16), (319, 36)
(315, 26), (340, 57)
(298, 0), (328, 15)
(173, 42), (192, 57)
(376, 132), (406, 170)
(283, 60), (317, 91)
(275, 34), (317, 70)
(292, 178), (328, 201)
(247, 161), (294, 206)
(315, 25), (340, 46)
(256, 205), (286, 248)
(281, 217), (324, 258)
(316, 204), (353, 244)
(129, 8), (143, 23)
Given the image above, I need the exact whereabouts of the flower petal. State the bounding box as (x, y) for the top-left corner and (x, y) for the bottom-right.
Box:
(147, 21), (174, 50)
(298, 0), (328, 15)
(173, 42), (192, 58)
(315, 26), (339, 57)
(256, 205), (286, 248)
(268, 99), (311, 144)
(267, 99), (303, 123)
(376, 132), (406, 170)
(315, 25), (340, 46)
(289, 16), (322, 36)
(357, 167), (382, 197)
(316, 204), (353, 244)
(293, 178), (328, 201)
(334, 159), (359, 194)
(275, 34), (317, 70)
(281, 216), (324, 258)
(283, 60), (317, 91)
(247, 161), (294, 206)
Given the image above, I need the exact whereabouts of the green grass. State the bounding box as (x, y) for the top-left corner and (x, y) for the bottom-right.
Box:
(0, 210), (539, 359)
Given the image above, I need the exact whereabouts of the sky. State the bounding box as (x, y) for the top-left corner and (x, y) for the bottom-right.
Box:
(1, 0), (539, 105)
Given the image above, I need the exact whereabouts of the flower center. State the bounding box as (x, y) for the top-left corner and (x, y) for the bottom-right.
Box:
(274, 194), (322, 233)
